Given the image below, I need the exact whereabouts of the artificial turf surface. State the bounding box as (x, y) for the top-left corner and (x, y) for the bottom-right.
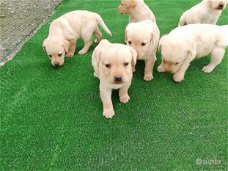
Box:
(0, 0), (228, 170)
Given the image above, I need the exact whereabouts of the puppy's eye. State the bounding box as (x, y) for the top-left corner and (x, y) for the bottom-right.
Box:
(49, 55), (52, 58)
(124, 62), (129, 67)
(128, 41), (132, 45)
(141, 42), (146, 46)
(175, 62), (179, 65)
(105, 64), (111, 68)
(58, 53), (62, 57)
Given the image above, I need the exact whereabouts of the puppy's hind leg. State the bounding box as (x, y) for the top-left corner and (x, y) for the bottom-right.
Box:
(78, 31), (93, 55)
(94, 27), (102, 44)
(202, 47), (225, 73)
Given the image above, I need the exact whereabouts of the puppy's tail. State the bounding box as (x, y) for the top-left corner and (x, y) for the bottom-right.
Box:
(96, 15), (112, 36)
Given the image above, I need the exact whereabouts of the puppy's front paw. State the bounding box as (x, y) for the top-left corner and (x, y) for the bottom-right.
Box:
(157, 65), (165, 72)
(144, 74), (153, 81)
(78, 49), (87, 55)
(103, 108), (115, 119)
(120, 95), (130, 104)
(202, 65), (214, 73)
(66, 52), (74, 58)
(173, 73), (184, 82)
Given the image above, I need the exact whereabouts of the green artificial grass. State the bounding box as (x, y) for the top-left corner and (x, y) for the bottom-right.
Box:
(1, 0), (228, 170)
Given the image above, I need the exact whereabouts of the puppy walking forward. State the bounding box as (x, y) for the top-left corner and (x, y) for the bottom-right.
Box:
(92, 39), (137, 119)
(125, 20), (160, 81)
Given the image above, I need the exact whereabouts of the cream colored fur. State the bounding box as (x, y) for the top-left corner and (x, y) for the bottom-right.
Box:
(92, 39), (137, 119)
(43, 10), (112, 67)
(118, 0), (156, 23)
(178, 0), (227, 26)
(158, 24), (228, 82)
(125, 20), (160, 81)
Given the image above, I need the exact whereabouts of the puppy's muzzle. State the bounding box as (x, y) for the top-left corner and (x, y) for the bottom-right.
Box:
(164, 66), (174, 73)
(118, 6), (126, 14)
(118, 10), (124, 14)
(114, 76), (123, 84)
(53, 62), (60, 67)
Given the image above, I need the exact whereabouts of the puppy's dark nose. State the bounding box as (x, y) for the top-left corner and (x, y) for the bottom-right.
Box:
(114, 77), (122, 83)
(54, 63), (60, 67)
(218, 4), (224, 9)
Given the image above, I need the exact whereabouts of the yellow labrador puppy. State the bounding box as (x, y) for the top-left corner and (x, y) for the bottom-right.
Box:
(118, 0), (156, 23)
(92, 39), (137, 119)
(125, 20), (160, 81)
(43, 10), (112, 67)
(158, 24), (228, 82)
(178, 0), (227, 26)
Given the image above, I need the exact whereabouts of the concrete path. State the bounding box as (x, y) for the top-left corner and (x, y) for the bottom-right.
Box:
(0, 0), (62, 64)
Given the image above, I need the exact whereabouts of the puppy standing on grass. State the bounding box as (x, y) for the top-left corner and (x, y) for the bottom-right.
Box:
(43, 10), (112, 67)
(118, 0), (156, 23)
(125, 20), (160, 81)
(92, 39), (137, 119)
(157, 24), (228, 82)
(178, 0), (227, 26)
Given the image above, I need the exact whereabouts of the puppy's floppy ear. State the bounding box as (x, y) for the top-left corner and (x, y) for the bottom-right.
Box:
(92, 40), (110, 77)
(42, 39), (47, 52)
(62, 39), (70, 53)
(125, 27), (128, 44)
(186, 40), (196, 59)
(92, 45), (102, 68)
(150, 32), (155, 46)
(130, 0), (137, 8)
(129, 46), (137, 67)
(158, 35), (168, 51)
